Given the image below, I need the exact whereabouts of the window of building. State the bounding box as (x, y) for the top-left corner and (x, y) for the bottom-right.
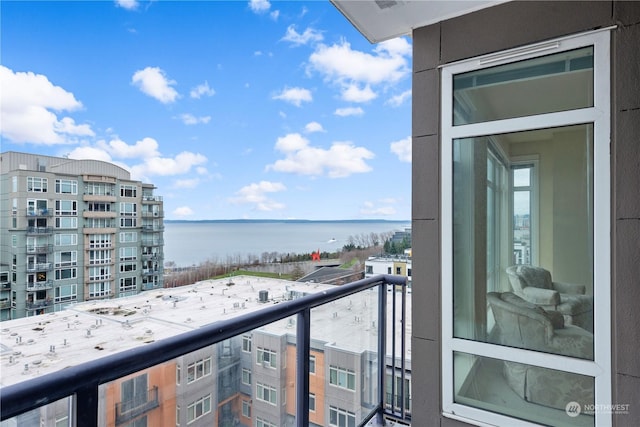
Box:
(365, 265), (373, 274)
(441, 30), (611, 426)
(88, 202), (112, 212)
(176, 365), (181, 385)
(89, 266), (111, 281)
(329, 406), (355, 427)
(55, 179), (77, 195)
(120, 185), (137, 198)
(88, 234), (111, 248)
(12, 176), (18, 192)
(120, 202), (137, 216)
(55, 217), (77, 229)
(55, 251), (77, 267)
(242, 400), (251, 418)
(329, 366), (356, 391)
(89, 250), (111, 265)
(242, 334), (252, 352)
(242, 368), (252, 385)
(120, 218), (137, 228)
(55, 284), (77, 303)
(121, 416), (147, 427)
(387, 267), (392, 274)
(119, 277), (137, 295)
(86, 182), (114, 196)
(256, 418), (276, 427)
(120, 232), (137, 243)
(89, 282), (111, 298)
(55, 200), (77, 216)
(256, 383), (277, 405)
(120, 262), (137, 272)
(27, 199), (48, 215)
(309, 354), (316, 374)
(257, 348), (276, 368)
(395, 266), (402, 275)
(27, 177), (47, 192)
(187, 358), (211, 383)
(55, 268), (77, 280)
(55, 416), (69, 427)
(187, 394), (211, 424)
(120, 374), (148, 414)
(120, 247), (137, 261)
(309, 393), (316, 412)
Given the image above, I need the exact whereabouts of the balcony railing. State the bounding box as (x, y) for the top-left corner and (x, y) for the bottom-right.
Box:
(1, 275), (409, 427)
(26, 208), (52, 217)
(114, 386), (159, 425)
(142, 195), (163, 202)
(26, 227), (52, 235)
(26, 244), (53, 254)
(26, 280), (53, 291)
(26, 262), (52, 272)
(25, 300), (53, 310)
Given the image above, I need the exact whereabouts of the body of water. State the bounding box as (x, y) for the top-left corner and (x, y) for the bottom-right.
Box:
(163, 220), (410, 267)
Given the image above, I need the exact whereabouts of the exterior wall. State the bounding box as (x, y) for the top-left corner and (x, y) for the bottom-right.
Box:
(411, 1), (640, 425)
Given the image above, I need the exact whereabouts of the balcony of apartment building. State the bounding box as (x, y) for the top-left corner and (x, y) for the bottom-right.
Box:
(141, 194), (162, 203)
(26, 244), (53, 254)
(1, 275), (411, 427)
(26, 280), (53, 291)
(26, 208), (53, 218)
(25, 298), (53, 312)
(141, 238), (163, 247)
(114, 386), (160, 425)
(26, 262), (52, 273)
(141, 251), (162, 261)
(141, 224), (164, 232)
(26, 226), (52, 235)
(82, 209), (117, 219)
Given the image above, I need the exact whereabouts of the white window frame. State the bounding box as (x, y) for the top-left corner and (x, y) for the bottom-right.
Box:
(187, 357), (212, 383)
(441, 30), (611, 426)
(242, 368), (252, 385)
(256, 383), (277, 406)
(256, 347), (276, 369)
(55, 179), (77, 195)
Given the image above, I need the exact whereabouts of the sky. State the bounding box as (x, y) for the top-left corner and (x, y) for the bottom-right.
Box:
(0, 0), (413, 221)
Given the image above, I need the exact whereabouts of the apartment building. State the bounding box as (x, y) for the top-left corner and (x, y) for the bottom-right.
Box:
(365, 255), (411, 287)
(0, 276), (410, 427)
(0, 151), (164, 320)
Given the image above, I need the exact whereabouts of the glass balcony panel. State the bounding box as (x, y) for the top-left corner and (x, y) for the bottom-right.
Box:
(454, 352), (594, 426)
(2, 396), (72, 426)
(311, 287), (380, 427)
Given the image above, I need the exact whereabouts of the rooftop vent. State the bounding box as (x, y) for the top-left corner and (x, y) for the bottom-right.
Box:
(259, 290), (268, 303)
(375, 0), (400, 10)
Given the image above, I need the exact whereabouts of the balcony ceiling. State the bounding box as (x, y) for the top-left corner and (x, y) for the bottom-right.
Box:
(331, 0), (507, 43)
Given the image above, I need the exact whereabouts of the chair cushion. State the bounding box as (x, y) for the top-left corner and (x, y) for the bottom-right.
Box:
(516, 265), (553, 289)
(500, 292), (547, 316)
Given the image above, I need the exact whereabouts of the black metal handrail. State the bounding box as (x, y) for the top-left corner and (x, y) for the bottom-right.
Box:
(0, 274), (408, 426)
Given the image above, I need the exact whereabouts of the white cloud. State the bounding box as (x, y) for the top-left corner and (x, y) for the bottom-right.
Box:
(308, 38), (411, 102)
(266, 133), (374, 178)
(115, 0), (138, 10)
(190, 81), (215, 98)
(178, 114), (211, 125)
(0, 66), (94, 144)
(248, 0), (270, 13)
(131, 151), (207, 178)
(173, 178), (200, 189)
(270, 10), (280, 21)
(390, 136), (411, 163)
(360, 201), (397, 217)
(334, 107), (364, 117)
(281, 25), (323, 46)
(272, 86), (312, 107)
(341, 84), (377, 103)
(101, 136), (160, 159)
(131, 66), (179, 104)
(386, 89), (412, 107)
(230, 181), (286, 212)
(304, 121), (325, 133)
(173, 206), (194, 217)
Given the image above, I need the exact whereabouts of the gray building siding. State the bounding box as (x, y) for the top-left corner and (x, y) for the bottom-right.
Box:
(411, 1), (640, 425)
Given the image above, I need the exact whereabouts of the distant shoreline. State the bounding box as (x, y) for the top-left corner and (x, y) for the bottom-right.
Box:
(164, 219), (411, 224)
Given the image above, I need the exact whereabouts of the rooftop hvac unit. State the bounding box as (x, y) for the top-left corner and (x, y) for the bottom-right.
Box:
(258, 290), (268, 303)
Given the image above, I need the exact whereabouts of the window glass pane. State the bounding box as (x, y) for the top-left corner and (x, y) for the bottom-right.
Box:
(453, 47), (593, 125)
(454, 352), (594, 426)
(453, 124), (594, 358)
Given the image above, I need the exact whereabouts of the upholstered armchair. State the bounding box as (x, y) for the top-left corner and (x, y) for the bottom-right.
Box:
(506, 265), (593, 332)
(487, 292), (595, 411)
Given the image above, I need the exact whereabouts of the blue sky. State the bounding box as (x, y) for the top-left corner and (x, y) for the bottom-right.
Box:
(1, 0), (412, 221)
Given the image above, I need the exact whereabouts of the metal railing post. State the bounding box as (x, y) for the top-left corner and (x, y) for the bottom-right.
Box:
(296, 308), (311, 427)
(377, 283), (387, 425)
(75, 381), (99, 427)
